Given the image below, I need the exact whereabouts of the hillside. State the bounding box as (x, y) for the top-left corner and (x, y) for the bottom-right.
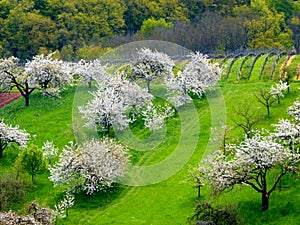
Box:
(0, 54), (300, 224)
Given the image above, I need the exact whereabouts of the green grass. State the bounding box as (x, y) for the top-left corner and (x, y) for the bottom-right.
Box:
(1, 59), (300, 224)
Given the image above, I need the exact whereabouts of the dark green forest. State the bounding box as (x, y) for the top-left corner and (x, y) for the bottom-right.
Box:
(0, 0), (299, 60)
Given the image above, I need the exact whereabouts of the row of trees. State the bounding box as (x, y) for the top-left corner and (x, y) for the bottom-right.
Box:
(0, 0), (299, 59)
(0, 48), (223, 223)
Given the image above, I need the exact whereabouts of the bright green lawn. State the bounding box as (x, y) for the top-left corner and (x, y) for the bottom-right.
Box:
(0, 79), (300, 224)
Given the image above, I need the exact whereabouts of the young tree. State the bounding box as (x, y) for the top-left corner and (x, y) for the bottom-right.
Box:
(166, 52), (222, 107)
(254, 88), (276, 116)
(0, 53), (73, 106)
(0, 119), (30, 159)
(230, 101), (261, 138)
(49, 138), (130, 195)
(17, 145), (47, 182)
(269, 80), (289, 104)
(198, 132), (300, 211)
(129, 47), (175, 93)
(79, 73), (153, 134)
(141, 103), (174, 132)
(73, 59), (108, 88)
(42, 140), (58, 164)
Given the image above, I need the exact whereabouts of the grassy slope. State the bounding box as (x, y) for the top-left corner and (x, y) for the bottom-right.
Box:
(0, 57), (300, 224)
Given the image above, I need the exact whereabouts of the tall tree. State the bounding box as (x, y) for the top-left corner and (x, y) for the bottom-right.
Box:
(0, 54), (73, 106)
(198, 131), (300, 210)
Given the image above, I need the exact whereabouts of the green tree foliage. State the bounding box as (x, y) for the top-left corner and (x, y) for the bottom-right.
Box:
(140, 17), (173, 37)
(237, 0), (293, 49)
(0, 0), (299, 58)
(16, 145), (47, 182)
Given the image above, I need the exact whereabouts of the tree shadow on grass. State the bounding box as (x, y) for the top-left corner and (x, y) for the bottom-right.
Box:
(72, 184), (128, 210)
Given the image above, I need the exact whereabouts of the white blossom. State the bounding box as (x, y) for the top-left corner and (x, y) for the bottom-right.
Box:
(166, 52), (222, 107)
(54, 192), (75, 219)
(198, 132), (300, 195)
(79, 72), (153, 132)
(269, 80), (289, 103)
(0, 119), (30, 158)
(42, 140), (59, 162)
(49, 138), (130, 194)
(0, 54), (74, 105)
(288, 100), (300, 122)
(130, 47), (175, 93)
(142, 103), (174, 131)
(25, 53), (74, 97)
(73, 59), (108, 86)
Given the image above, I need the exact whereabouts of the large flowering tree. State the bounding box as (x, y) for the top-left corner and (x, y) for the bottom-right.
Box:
(0, 54), (73, 106)
(198, 131), (300, 210)
(0, 119), (30, 158)
(166, 52), (222, 107)
(49, 138), (130, 194)
(196, 100), (300, 211)
(79, 72), (153, 134)
(129, 47), (175, 93)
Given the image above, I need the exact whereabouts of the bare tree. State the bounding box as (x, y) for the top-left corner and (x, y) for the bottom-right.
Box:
(254, 88), (275, 116)
(230, 101), (261, 138)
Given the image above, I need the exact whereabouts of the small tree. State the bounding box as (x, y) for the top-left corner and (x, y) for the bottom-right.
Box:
(129, 48), (174, 93)
(254, 88), (275, 116)
(0, 119), (30, 158)
(54, 192), (75, 222)
(49, 138), (130, 194)
(230, 102), (261, 138)
(42, 140), (59, 164)
(198, 131), (300, 211)
(166, 52), (222, 107)
(269, 80), (289, 104)
(141, 103), (174, 132)
(17, 145), (47, 182)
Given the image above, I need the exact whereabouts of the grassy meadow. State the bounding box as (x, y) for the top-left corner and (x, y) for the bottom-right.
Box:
(0, 55), (300, 224)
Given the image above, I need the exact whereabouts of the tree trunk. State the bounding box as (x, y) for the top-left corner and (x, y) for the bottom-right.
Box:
(262, 192), (269, 211)
(25, 95), (29, 107)
(267, 105), (270, 116)
(146, 79), (151, 93)
(0, 148), (3, 158)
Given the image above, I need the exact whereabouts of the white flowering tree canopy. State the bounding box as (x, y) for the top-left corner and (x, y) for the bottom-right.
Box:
(130, 47), (175, 93)
(49, 138), (130, 194)
(142, 103), (174, 131)
(79, 73), (153, 133)
(0, 119), (30, 158)
(198, 132), (300, 210)
(0, 53), (73, 106)
(271, 119), (300, 150)
(42, 140), (59, 163)
(288, 100), (300, 122)
(269, 80), (289, 103)
(166, 52), (222, 107)
(73, 59), (108, 87)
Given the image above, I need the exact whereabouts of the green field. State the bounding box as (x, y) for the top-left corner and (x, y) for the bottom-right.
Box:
(1, 56), (300, 224)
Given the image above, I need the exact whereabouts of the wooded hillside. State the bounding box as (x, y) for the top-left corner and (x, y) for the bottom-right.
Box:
(0, 0), (299, 59)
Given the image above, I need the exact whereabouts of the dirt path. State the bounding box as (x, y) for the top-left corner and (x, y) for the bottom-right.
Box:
(0, 92), (21, 108)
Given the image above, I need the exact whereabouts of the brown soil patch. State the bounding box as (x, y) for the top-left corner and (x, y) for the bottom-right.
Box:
(0, 92), (21, 108)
